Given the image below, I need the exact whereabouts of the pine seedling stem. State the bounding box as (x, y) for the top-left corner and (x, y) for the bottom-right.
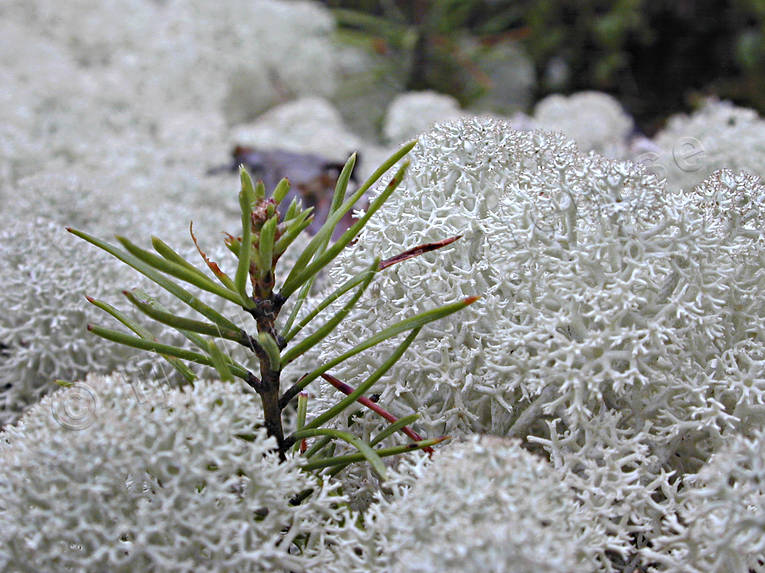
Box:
(72, 142), (474, 473)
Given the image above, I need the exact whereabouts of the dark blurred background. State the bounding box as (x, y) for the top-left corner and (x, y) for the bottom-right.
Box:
(321, 0), (765, 135)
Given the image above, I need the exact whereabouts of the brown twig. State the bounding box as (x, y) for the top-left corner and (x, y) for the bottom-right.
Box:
(379, 235), (462, 270)
(189, 222), (230, 283)
(321, 372), (434, 454)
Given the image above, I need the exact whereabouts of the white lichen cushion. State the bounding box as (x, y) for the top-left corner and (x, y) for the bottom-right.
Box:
(652, 99), (765, 191)
(0, 375), (345, 571)
(293, 116), (763, 548)
(645, 428), (765, 572)
(329, 435), (623, 572)
(0, 220), (157, 426)
(533, 91), (633, 158)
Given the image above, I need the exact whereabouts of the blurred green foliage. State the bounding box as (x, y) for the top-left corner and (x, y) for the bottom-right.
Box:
(328, 0), (529, 107)
(323, 0), (765, 132)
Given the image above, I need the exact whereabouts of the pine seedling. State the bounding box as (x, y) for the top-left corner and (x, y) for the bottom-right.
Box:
(69, 142), (477, 477)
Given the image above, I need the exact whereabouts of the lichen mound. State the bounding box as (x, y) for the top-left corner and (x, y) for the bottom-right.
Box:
(645, 428), (765, 572)
(533, 91), (633, 157)
(383, 91), (464, 143)
(0, 220), (157, 427)
(294, 116), (764, 547)
(652, 99), (765, 190)
(329, 435), (621, 572)
(0, 375), (344, 572)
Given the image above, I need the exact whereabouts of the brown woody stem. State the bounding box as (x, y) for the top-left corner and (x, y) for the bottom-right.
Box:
(249, 294), (288, 459)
